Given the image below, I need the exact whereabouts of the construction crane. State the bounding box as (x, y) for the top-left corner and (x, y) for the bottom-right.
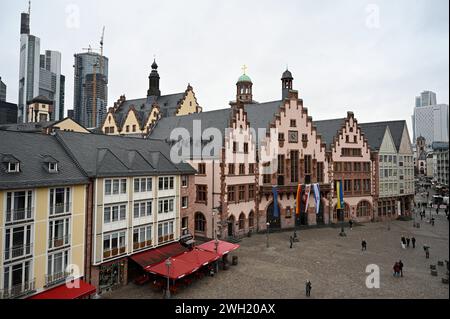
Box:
(93, 26), (105, 128)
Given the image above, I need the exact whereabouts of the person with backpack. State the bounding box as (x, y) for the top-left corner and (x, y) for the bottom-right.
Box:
(411, 237), (416, 248)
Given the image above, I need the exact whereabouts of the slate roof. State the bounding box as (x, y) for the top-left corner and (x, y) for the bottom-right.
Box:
(149, 100), (283, 147)
(359, 123), (389, 151)
(360, 120), (406, 152)
(113, 93), (186, 128)
(0, 121), (58, 132)
(312, 118), (346, 150)
(55, 131), (196, 177)
(0, 130), (88, 190)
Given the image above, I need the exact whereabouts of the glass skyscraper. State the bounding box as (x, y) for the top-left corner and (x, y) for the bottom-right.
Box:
(73, 52), (109, 128)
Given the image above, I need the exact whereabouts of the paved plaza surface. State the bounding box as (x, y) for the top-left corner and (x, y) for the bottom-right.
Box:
(102, 212), (449, 299)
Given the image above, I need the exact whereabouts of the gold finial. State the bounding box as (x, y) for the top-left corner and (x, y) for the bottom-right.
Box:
(241, 64), (248, 75)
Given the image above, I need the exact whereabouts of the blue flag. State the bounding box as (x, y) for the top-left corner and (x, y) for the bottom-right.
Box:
(272, 186), (279, 218)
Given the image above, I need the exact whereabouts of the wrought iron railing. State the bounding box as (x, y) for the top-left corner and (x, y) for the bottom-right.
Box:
(45, 271), (71, 287)
(0, 279), (35, 299)
(50, 202), (71, 215)
(4, 243), (33, 261)
(48, 235), (70, 249)
(5, 207), (33, 223)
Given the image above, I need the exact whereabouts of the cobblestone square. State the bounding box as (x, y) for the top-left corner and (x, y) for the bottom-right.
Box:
(102, 210), (449, 299)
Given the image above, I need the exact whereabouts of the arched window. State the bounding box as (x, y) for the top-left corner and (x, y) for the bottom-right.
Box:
(357, 201), (371, 217)
(238, 213), (245, 230)
(248, 211), (255, 228)
(195, 212), (206, 232)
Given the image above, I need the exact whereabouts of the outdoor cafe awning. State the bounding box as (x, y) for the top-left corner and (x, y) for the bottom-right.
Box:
(28, 279), (96, 299)
(197, 240), (240, 257)
(129, 242), (188, 269)
(145, 247), (219, 280)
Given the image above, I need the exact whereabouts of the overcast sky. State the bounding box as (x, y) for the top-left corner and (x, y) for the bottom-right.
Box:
(1, 0), (448, 131)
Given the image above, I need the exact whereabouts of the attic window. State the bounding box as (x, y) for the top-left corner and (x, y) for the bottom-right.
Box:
(48, 162), (58, 173)
(8, 162), (20, 173)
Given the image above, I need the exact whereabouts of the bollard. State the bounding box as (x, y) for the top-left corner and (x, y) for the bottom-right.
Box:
(438, 261), (444, 266)
(442, 278), (449, 284)
(431, 270), (438, 276)
(430, 264), (437, 270)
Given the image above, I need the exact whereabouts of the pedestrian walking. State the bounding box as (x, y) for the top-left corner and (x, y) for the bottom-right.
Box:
(393, 262), (400, 277)
(289, 236), (293, 249)
(401, 236), (406, 249)
(406, 237), (410, 248)
(436, 208), (439, 215)
(424, 245), (430, 259)
(305, 280), (312, 297)
(399, 260), (404, 277)
(411, 237), (416, 248)
(349, 220), (353, 230)
(361, 239), (367, 251)
(431, 217), (435, 226)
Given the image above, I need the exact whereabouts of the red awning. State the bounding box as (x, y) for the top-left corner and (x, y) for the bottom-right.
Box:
(146, 248), (219, 280)
(197, 240), (240, 257)
(129, 242), (188, 269)
(28, 279), (96, 299)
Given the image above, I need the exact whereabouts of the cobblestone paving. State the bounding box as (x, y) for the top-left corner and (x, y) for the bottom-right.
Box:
(101, 212), (449, 299)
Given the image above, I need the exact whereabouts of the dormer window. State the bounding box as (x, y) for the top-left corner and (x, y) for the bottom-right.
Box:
(8, 162), (19, 173)
(48, 162), (58, 173)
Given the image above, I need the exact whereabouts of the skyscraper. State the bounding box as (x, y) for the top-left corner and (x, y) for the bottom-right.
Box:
(412, 91), (449, 144)
(38, 50), (64, 120)
(0, 77), (6, 101)
(415, 91), (437, 107)
(17, 4), (65, 123)
(73, 52), (108, 128)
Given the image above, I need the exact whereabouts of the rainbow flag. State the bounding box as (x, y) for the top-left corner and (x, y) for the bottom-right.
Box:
(295, 184), (302, 216)
(336, 180), (344, 210)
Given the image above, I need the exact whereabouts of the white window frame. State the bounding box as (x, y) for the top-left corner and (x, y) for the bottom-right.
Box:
(103, 204), (127, 224)
(158, 198), (174, 214)
(8, 162), (19, 173)
(133, 200), (152, 218)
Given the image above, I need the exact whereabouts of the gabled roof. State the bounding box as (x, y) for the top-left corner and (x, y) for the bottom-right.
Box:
(112, 92), (186, 129)
(360, 120), (406, 152)
(0, 131), (88, 190)
(312, 118), (346, 150)
(359, 123), (389, 151)
(149, 100), (283, 147)
(55, 131), (196, 177)
(0, 117), (89, 134)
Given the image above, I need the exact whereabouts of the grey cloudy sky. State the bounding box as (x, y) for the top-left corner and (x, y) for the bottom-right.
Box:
(1, 0), (448, 131)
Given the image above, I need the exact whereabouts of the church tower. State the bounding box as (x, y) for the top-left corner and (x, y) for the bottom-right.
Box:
(236, 66), (253, 104)
(147, 59), (161, 97)
(281, 69), (293, 99)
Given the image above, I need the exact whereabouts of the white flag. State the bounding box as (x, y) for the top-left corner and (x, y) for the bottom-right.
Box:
(313, 183), (321, 214)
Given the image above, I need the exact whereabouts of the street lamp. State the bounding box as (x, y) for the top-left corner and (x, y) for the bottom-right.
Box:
(164, 258), (172, 299)
(213, 209), (219, 273)
(339, 209), (346, 237)
(387, 208), (391, 231)
(266, 222), (270, 248)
